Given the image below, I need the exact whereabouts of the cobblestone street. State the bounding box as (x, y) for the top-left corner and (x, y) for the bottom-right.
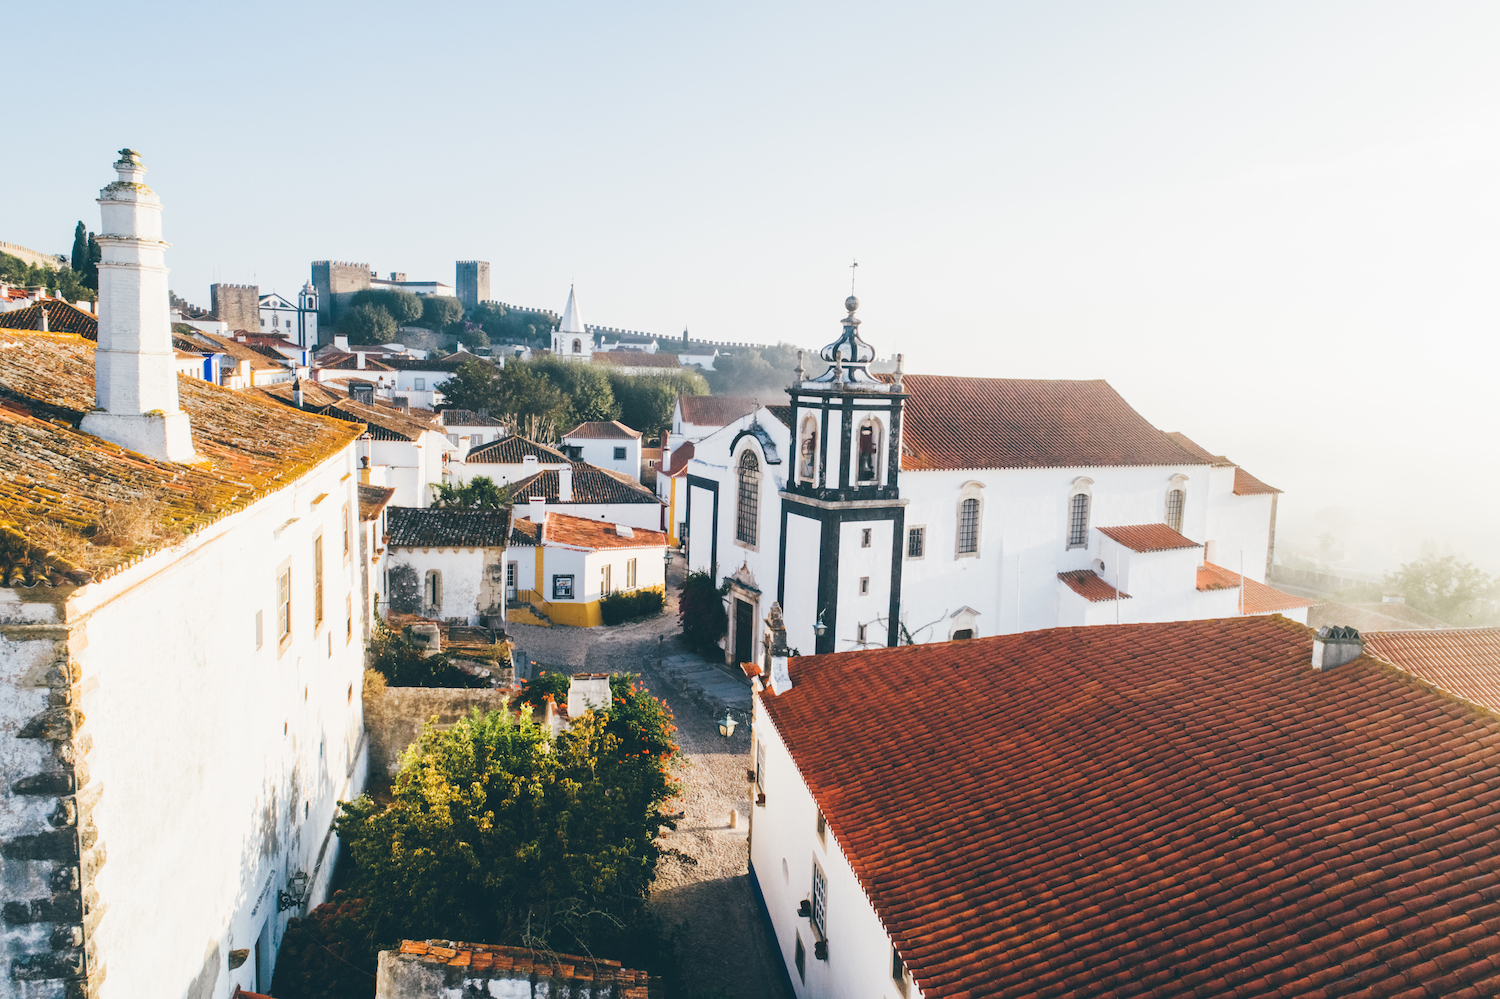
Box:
(504, 561), (789, 999)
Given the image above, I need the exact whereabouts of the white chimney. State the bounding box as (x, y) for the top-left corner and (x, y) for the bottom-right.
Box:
(558, 466), (573, 502)
(529, 495), (547, 524)
(79, 149), (197, 462)
(523, 454), (539, 472)
(614, 523), (633, 538)
(334, 334), (349, 352)
(567, 673), (612, 717)
(356, 351), (366, 370)
(1311, 626), (1364, 671)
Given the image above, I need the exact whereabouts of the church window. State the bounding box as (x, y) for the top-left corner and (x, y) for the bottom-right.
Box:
(425, 569), (443, 614)
(857, 420), (880, 483)
(736, 450), (760, 547)
(1166, 488), (1185, 533)
(799, 418), (818, 483)
(572, 339), (582, 353)
(907, 526), (926, 559)
(958, 499), (980, 554)
(1068, 493), (1091, 548)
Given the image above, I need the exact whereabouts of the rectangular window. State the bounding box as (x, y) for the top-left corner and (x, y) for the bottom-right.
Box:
(794, 934), (806, 982)
(602, 564), (612, 594)
(958, 498), (980, 554)
(277, 568), (292, 642)
(626, 558), (637, 588)
(861, 528), (872, 548)
(552, 574), (575, 600)
(893, 948), (911, 997)
(313, 536), (324, 627)
(346, 595), (353, 642)
(816, 810), (827, 843)
(907, 526), (926, 559)
(414, 377), (425, 390)
(342, 503), (350, 557)
(859, 576), (869, 595)
(613, 446), (626, 460)
(1068, 492), (1090, 548)
(857, 623), (867, 642)
(506, 563), (516, 588)
(755, 741), (765, 792)
(811, 863), (827, 935)
(1166, 488), (1185, 534)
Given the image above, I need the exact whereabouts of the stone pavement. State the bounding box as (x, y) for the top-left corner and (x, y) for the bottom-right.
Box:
(655, 645), (754, 719)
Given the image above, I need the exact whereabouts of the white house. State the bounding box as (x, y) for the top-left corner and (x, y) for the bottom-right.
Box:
(439, 408), (508, 447)
(746, 614), (1500, 999)
(561, 420), (642, 478)
(508, 463), (664, 533)
(0, 149), (367, 998)
(258, 283), (319, 349)
(385, 348), (494, 410)
(683, 295), (1308, 668)
(379, 507), (513, 624)
(450, 435), (572, 488)
(669, 395), (760, 453)
(505, 509), (666, 628)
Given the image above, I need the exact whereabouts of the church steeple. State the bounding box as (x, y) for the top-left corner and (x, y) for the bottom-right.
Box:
(804, 295), (881, 385)
(559, 284), (584, 334)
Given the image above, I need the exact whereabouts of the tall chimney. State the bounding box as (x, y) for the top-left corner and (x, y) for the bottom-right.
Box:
(558, 466), (573, 502)
(529, 495), (547, 524)
(1311, 626), (1364, 671)
(80, 149), (197, 462)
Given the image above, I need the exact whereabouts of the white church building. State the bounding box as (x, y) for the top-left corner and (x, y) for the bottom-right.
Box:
(682, 294), (1309, 667)
(258, 283), (319, 349)
(551, 284), (593, 361)
(0, 150), (368, 998)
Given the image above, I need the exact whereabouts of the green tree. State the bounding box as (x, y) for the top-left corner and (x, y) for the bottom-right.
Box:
(438, 360), (570, 433)
(419, 295), (465, 330)
(83, 233), (100, 290)
(430, 476), (508, 509)
(338, 302), (397, 345)
(608, 370), (708, 436)
(351, 288), (423, 326)
(1385, 556), (1499, 625)
(468, 302), (556, 346)
(70, 222), (88, 273)
(701, 341), (806, 396)
(335, 675), (682, 952)
(678, 571), (728, 655)
(534, 356), (620, 426)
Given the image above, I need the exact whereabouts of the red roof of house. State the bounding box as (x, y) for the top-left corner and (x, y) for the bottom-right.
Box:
(563, 420), (642, 440)
(0, 299), (99, 339)
(1058, 568), (1131, 601)
(677, 395), (759, 427)
(538, 511), (666, 551)
(899, 374), (1208, 471)
(390, 940), (660, 997)
(1233, 466), (1282, 495)
(1097, 522), (1201, 553)
(758, 615), (1500, 999)
(1195, 561), (1316, 614)
(591, 350), (681, 369)
(1364, 627), (1500, 714)
(666, 441), (696, 476)
(1164, 430), (1233, 466)
(1196, 561), (1241, 591)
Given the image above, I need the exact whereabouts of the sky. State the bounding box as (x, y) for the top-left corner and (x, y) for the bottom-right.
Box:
(5, 1), (1497, 575)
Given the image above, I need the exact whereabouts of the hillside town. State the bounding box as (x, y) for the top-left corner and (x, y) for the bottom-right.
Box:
(3, 9), (1499, 999)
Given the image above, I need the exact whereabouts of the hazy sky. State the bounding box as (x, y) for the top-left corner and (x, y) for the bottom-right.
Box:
(5, 2), (1497, 573)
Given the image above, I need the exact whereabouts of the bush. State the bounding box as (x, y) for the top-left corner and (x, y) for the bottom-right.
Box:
(678, 572), (727, 654)
(601, 585), (666, 625)
(367, 619), (491, 688)
(515, 669), (571, 712)
(269, 892), (379, 999)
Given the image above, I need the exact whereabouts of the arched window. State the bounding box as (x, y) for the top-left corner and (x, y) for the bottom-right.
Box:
(736, 449), (760, 546)
(1165, 488), (1185, 533)
(799, 417), (818, 483)
(424, 569), (443, 615)
(857, 419), (881, 483)
(955, 481), (984, 557)
(572, 339), (582, 354)
(1066, 478), (1093, 549)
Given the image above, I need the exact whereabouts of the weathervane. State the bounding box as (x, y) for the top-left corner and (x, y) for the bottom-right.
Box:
(850, 259), (859, 295)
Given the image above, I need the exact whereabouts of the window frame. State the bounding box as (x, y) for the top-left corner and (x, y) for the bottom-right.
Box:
(735, 448), (761, 549)
(312, 534), (325, 628)
(626, 557), (637, 589)
(955, 480), (986, 558)
(425, 569), (443, 615)
(861, 527), (872, 548)
(907, 525), (926, 560)
(1066, 477), (1094, 550)
(798, 416), (818, 484)
(276, 563), (293, 652)
(613, 446), (627, 461)
(856, 417), (882, 484)
(810, 861), (828, 936)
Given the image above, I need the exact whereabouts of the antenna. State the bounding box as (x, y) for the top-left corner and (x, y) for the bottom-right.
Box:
(850, 259), (859, 295)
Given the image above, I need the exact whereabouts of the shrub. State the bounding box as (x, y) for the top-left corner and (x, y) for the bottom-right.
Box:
(367, 619), (491, 688)
(269, 892), (379, 999)
(515, 669), (571, 712)
(678, 571), (727, 654)
(601, 585), (666, 625)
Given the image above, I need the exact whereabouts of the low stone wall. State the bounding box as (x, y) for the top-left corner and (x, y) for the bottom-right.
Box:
(363, 682), (512, 779)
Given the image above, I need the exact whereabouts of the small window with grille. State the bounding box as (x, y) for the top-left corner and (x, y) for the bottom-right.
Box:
(958, 498), (980, 554)
(861, 528), (871, 548)
(1166, 488), (1185, 533)
(811, 862), (828, 935)
(1068, 492), (1090, 548)
(736, 450), (760, 547)
(907, 526), (926, 559)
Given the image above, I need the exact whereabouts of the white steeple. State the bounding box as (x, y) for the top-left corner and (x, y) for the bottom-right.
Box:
(80, 149), (196, 462)
(559, 284), (585, 333)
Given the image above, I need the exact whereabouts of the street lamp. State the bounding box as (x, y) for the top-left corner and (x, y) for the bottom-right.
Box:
(718, 710), (738, 738)
(814, 610), (827, 638)
(277, 871), (310, 912)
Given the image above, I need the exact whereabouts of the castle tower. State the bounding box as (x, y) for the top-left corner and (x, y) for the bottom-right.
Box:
(777, 295), (906, 653)
(455, 260), (490, 309)
(80, 149), (196, 463)
(552, 284), (592, 361)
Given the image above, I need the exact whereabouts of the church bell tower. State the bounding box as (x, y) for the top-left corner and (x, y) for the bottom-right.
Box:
(777, 295), (907, 654)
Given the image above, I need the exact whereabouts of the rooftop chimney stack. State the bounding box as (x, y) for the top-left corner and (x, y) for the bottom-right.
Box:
(558, 466), (573, 502)
(1311, 626), (1364, 671)
(80, 149), (197, 462)
(529, 495), (546, 524)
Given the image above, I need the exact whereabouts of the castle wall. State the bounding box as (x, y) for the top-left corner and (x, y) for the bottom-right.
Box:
(310, 262), (371, 344)
(454, 262), (490, 310)
(209, 284), (259, 334)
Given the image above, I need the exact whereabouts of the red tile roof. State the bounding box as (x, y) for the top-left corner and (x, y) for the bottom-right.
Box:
(357, 483), (395, 522)
(563, 419), (642, 440)
(1164, 430), (1233, 466)
(591, 350), (681, 369)
(899, 374), (1208, 471)
(390, 940), (660, 997)
(1364, 627), (1500, 714)
(510, 464), (659, 505)
(1097, 522), (1201, 552)
(385, 350), (495, 373)
(1196, 560), (1241, 591)
(386, 507), (512, 548)
(540, 511), (665, 551)
(677, 395), (759, 427)
(1233, 465), (1282, 495)
(758, 615), (1500, 999)
(466, 434), (569, 464)
(1058, 568), (1131, 601)
(665, 441), (696, 476)
(1196, 562), (1316, 614)
(0, 299), (99, 339)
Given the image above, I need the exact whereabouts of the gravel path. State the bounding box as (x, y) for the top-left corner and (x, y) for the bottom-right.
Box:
(505, 562), (790, 999)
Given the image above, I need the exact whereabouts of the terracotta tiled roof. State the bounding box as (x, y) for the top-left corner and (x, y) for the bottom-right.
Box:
(563, 419), (642, 440)
(1164, 430), (1233, 466)
(192, 330), (288, 371)
(540, 511), (666, 551)
(258, 383), (442, 441)
(0, 328), (361, 583)
(1196, 562), (1315, 614)
(900, 374), (1207, 471)
(591, 350), (680, 369)
(0, 300), (99, 339)
(765, 404), (793, 429)
(1097, 522), (1201, 552)
(1058, 568), (1130, 601)
(1233, 465), (1282, 495)
(358, 483), (395, 522)
(1307, 599), (1450, 633)
(677, 394), (759, 426)
(510, 464), (660, 505)
(509, 518), (541, 546)
(1196, 561), (1241, 591)
(316, 350), (396, 372)
(466, 434), (569, 464)
(441, 408), (507, 427)
(1363, 628), (1500, 714)
(385, 350), (493, 372)
(390, 940), (660, 998)
(386, 506), (512, 548)
(759, 615), (1500, 999)
(665, 441), (695, 476)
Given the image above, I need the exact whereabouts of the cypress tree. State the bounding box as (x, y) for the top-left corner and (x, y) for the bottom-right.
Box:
(69, 222), (87, 272)
(83, 233), (101, 290)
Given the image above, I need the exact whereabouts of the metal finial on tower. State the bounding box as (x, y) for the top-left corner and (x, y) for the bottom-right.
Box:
(795, 349), (805, 381)
(850, 259), (858, 294)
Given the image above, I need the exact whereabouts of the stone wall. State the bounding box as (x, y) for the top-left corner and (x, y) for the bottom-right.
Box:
(392, 326), (458, 354)
(311, 261), (371, 340)
(362, 682), (513, 780)
(210, 283), (259, 334)
(454, 261), (490, 310)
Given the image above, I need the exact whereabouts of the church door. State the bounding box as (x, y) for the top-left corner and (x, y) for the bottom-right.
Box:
(734, 599), (754, 665)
